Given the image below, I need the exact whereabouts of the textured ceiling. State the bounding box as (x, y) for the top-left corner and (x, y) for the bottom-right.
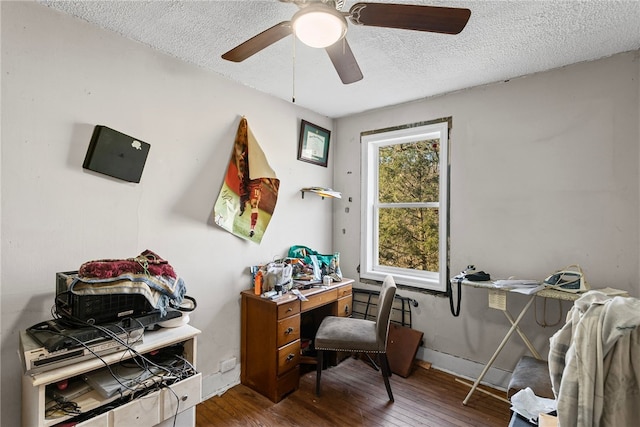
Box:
(37, 0), (640, 118)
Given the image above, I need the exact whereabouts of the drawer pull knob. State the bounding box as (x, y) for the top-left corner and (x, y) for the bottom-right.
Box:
(285, 327), (294, 334)
(286, 353), (295, 362)
(344, 305), (350, 314)
(287, 307), (293, 312)
(181, 395), (189, 402)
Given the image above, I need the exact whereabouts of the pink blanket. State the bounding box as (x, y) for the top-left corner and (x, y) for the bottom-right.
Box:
(78, 249), (176, 279)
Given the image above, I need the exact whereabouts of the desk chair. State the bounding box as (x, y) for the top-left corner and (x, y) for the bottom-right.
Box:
(315, 275), (397, 401)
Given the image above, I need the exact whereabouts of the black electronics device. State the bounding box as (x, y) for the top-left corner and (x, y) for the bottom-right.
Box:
(27, 310), (180, 353)
(83, 125), (150, 183)
(56, 271), (154, 324)
(20, 327), (139, 375)
(21, 311), (182, 374)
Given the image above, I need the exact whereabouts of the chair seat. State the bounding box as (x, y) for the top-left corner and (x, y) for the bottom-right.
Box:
(315, 316), (381, 352)
(507, 356), (554, 399)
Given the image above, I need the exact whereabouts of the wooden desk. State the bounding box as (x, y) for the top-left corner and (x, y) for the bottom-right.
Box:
(240, 279), (354, 402)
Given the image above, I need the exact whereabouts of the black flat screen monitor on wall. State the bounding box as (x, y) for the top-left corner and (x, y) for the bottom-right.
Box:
(83, 125), (150, 183)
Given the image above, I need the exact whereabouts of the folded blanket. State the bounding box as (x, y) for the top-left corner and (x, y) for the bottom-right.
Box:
(72, 250), (185, 316)
(79, 249), (177, 279)
(70, 273), (186, 316)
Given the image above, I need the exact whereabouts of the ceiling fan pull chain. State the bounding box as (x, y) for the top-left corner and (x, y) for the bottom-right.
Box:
(292, 36), (296, 103)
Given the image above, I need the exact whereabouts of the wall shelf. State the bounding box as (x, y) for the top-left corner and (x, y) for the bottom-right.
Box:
(300, 187), (342, 199)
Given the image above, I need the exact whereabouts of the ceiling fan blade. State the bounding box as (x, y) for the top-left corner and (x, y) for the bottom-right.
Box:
(325, 38), (363, 85)
(349, 3), (471, 35)
(222, 21), (292, 62)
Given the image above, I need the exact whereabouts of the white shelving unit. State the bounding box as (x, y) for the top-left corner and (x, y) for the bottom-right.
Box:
(21, 324), (201, 427)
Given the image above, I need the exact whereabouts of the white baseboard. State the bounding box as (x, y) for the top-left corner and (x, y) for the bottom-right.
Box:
(416, 347), (511, 391)
(201, 365), (241, 401)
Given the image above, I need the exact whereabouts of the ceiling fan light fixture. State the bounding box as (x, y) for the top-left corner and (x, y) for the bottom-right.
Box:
(292, 5), (347, 48)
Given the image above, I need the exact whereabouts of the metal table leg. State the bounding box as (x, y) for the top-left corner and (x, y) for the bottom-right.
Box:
(462, 295), (537, 405)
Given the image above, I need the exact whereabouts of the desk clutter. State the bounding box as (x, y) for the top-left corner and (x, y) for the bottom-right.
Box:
(249, 245), (342, 299)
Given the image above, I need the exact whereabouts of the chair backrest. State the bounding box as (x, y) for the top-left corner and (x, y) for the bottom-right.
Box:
(375, 275), (397, 351)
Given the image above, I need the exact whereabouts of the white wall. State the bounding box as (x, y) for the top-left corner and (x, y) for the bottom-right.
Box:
(1, 2), (336, 425)
(3, 1), (640, 424)
(334, 50), (640, 385)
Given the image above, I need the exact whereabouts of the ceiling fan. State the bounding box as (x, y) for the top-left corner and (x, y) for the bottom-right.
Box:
(221, 0), (471, 84)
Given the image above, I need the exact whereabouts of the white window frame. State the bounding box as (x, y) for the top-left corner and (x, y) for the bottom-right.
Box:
(360, 120), (450, 291)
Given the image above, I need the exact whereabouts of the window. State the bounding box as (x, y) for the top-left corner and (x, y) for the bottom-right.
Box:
(360, 119), (450, 291)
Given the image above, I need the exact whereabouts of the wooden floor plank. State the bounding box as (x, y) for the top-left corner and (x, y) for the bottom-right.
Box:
(196, 357), (511, 427)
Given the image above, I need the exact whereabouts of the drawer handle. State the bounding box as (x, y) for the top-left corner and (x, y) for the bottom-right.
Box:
(181, 395), (189, 402)
(287, 307), (293, 312)
(285, 327), (294, 335)
(344, 304), (350, 314)
(286, 353), (295, 362)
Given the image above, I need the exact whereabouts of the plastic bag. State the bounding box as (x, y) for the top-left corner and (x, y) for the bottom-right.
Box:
(288, 245), (334, 267)
(264, 262), (292, 292)
(288, 246), (342, 281)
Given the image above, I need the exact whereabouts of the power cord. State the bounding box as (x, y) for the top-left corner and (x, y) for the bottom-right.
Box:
(40, 305), (198, 425)
(534, 297), (563, 327)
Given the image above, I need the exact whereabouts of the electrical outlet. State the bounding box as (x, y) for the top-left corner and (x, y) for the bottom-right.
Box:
(220, 357), (236, 373)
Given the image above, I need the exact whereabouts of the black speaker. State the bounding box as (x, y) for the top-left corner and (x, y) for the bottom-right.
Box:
(83, 125), (150, 183)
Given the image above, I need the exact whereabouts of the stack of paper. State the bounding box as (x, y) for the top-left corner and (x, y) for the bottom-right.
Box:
(494, 279), (540, 287)
(493, 279), (545, 295)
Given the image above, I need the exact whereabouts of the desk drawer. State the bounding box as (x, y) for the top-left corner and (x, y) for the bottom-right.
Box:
(277, 340), (300, 375)
(302, 289), (338, 312)
(278, 300), (300, 319)
(337, 295), (352, 317)
(277, 315), (300, 347)
(337, 284), (352, 298)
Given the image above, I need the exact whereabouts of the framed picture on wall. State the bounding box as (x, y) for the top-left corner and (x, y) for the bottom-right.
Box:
(297, 120), (330, 167)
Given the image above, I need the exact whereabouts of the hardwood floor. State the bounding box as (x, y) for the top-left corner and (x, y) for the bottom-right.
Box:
(196, 357), (511, 427)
